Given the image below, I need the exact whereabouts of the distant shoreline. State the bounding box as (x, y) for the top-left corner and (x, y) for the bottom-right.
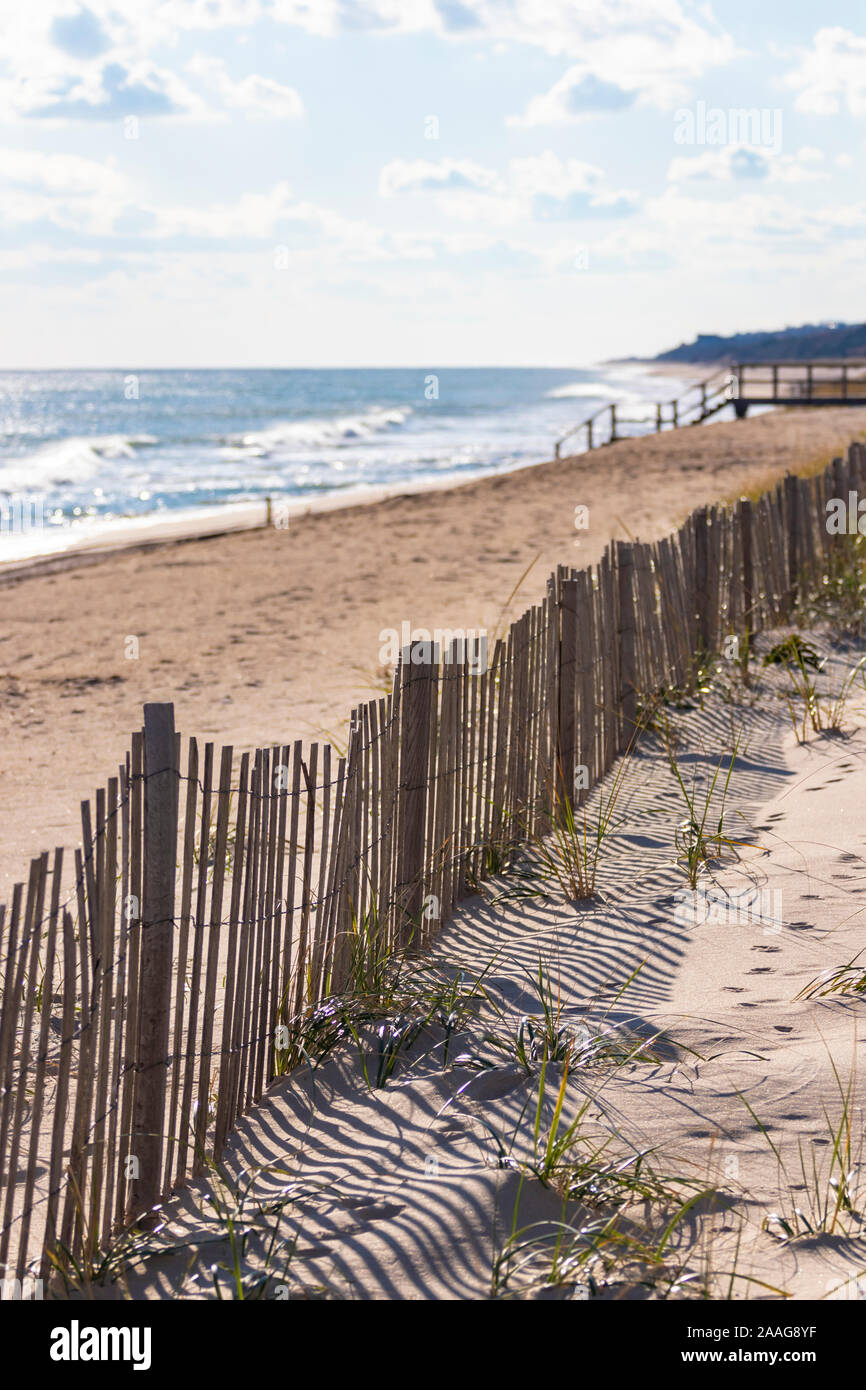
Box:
(607, 357), (728, 373)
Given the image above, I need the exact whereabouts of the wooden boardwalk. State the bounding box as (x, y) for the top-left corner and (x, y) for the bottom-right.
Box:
(555, 359), (866, 457)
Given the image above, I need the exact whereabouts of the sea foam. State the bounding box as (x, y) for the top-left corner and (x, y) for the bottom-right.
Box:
(0, 434), (157, 493)
(237, 406), (412, 454)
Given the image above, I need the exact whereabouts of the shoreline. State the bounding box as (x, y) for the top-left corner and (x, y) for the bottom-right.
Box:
(0, 471), (493, 584)
(0, 362), (727, 578)
(3, 403), (866, 897)
(605, 358), (728, 376)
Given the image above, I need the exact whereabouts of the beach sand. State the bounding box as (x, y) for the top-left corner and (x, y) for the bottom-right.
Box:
(2, 404), (866, 896)
(8, 404), (866, 1302)
(88, 646), (866, 1300)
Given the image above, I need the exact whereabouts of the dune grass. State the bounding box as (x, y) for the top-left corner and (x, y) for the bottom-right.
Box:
(651, 710), (754, 887)
(485, 747), (634, 907)
(739, 1054), (864, 1242)
(799, 955), (866, 1001)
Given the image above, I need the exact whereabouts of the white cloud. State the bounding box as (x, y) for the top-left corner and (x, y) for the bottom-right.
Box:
(0, 148), (131, 199)
(153, 181), (302, 239)
(379, 158), (503, 197)
(0, 8), (296, 123)
(0, 166), (467, 267)
(278, 0), (733, 74)
(0, 57), (208, 123)
(510, 153), (608, 197)
(378, 151), (638, 223)
(379, 157), (521, 225)
(1, 2), (736, 125)
(507, 12), (738, 123)
(25, 0), (727, 63)
(645, 186), (866, 252)
(431, 190), (524, 227)
(781, 27), (866, 116)
(510, 153), (639, 219)
(0, 146), (137, 236)
(509, 66), (637, 128)
(667, 146), (827, 185)
(187, 55), (304, 119)
(516, 181), (866, 285)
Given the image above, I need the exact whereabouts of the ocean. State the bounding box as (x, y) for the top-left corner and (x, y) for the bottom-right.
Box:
(0, 363), (695, 561)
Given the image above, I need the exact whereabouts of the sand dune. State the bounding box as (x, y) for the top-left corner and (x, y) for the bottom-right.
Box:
(80, 642), (866, 1301)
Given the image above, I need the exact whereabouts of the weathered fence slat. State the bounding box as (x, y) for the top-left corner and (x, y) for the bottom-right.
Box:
(0, 858), (47, 1272)
(130, 703), (178, 1226)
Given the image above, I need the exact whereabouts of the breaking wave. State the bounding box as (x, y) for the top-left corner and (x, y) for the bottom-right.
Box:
(0, 434), (157, 494)
(236, 406), (413, 455)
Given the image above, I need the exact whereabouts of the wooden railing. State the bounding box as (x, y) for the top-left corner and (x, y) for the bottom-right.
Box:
(555, 368), (734, 457)
(555, 359), (866, 458)
(735, 360), (866, 404)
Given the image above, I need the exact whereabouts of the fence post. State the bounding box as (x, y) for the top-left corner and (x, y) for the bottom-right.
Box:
(616, 542), (637, 749)
(831, 454), (847, 509)
(784, 472), (800, 609)
(693, 506), (710, 658)
(396, 645), (433, 945)
(738, 499), (754, 634)
(129, 702), (177, 1226)
(558, 577), (578, 808)
(736, 498), (754, 685)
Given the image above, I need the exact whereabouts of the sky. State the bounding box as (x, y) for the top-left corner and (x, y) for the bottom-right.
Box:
(0, 1), (864, 368)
